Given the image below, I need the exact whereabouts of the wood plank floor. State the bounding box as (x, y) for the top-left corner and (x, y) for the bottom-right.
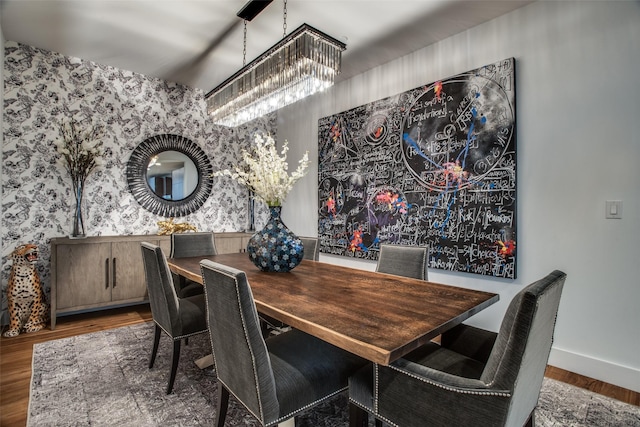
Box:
(1, 305), (638, 426)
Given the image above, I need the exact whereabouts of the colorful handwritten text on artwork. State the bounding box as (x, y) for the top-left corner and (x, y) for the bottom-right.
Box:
(317, 58), (517, 278)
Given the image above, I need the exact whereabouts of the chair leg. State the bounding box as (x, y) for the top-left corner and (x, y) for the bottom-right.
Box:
(349, 402), (369, 427)
(216, 384), (230, 427)
(149, 323), (161, 369)
(166, 339), (181, 394)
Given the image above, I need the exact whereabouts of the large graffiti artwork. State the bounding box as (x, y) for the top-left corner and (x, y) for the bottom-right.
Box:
(318, 58), (517, 278)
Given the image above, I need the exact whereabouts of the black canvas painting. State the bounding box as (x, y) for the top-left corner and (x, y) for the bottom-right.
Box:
(317, 58), (517, 278)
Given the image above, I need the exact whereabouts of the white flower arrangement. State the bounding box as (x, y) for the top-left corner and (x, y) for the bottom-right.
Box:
(55, 119), (104, 189)
(214, 134), (309, 207)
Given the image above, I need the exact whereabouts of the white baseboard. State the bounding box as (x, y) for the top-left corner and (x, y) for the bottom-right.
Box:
(549, 347), (640, 393)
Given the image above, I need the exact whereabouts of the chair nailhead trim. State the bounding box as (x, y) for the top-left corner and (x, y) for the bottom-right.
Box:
(348, 399), (401, 427)
(374, 364), (379, 413)
(155, 322), (207, 340)
(387, 364), (512, 397)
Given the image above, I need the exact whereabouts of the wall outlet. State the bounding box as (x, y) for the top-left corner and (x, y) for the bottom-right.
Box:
(605, 200), (622, 219)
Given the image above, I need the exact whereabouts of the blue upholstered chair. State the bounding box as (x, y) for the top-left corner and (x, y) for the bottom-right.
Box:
(170, 232), (217, 298)
(141, 242), (208, 394)
(376, 244), (429, 280)
(200, 260), (367, 427)
(300, 236), (320, 261)
(349, 270), (566, 427)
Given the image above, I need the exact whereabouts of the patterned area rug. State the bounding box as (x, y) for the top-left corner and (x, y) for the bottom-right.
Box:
(28, 322), (640, 426)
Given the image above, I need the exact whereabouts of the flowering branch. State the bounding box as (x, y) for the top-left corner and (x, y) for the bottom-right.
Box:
(55, 119), (104, 191)
(54, 119), (104, 237)
(214, 134), (309, 207)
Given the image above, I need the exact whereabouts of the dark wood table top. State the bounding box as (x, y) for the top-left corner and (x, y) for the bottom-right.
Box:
(168, 253), (499, 365)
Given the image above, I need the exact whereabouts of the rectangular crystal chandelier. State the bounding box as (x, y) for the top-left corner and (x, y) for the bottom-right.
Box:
(205, 23), (346, 127)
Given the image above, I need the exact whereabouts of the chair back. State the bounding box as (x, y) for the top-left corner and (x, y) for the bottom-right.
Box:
(200, 260), (279, 424)
(376, 244), (428, 280)
(170, 231), (217, 258)
(300, 237), (319, 261)
(481, 270), (566, 426)
(141, 242), (181, 335)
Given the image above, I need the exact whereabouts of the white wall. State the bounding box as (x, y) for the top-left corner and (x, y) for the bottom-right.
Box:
(278, 1), (640, 392)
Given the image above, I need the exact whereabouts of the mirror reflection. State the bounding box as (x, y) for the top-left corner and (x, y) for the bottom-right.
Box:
(127, 133), (213, 217)
(146, 151), (198, 201)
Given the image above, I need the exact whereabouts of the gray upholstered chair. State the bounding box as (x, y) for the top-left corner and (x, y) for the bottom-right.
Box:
(141, 242), (209, 394)
(349, 270), (566, 427)
(200, 260), (368, 427)
(375, 243), (428, 280)
(300, 236), (320, 261)
(170, 232), (217, 298)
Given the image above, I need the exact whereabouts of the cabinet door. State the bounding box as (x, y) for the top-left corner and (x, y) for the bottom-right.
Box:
(215, 237), (237, 254)
(216, 235), (248, 254)
(56, 243), (112, 310)
(158, 238), (171, 255)
(111, 240), (151, 302)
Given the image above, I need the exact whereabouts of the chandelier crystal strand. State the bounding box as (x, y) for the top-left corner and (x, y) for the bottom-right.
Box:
(206, 24), (345, 127)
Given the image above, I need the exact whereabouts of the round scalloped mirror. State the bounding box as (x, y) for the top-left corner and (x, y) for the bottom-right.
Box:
(127, 134), (213, 217)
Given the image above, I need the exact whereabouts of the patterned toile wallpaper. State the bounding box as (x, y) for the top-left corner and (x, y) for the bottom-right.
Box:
(1, 41), (276, 324)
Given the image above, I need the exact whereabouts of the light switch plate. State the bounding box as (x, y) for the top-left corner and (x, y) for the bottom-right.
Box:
(606, 200), (622, 219)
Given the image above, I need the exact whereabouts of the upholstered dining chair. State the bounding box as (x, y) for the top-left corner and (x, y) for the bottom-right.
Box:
(349, 270), (567, 427)
(375, 243), (428, 280)
(299, 236), (320, 261)
(141, 242), (209, 394)
(200, 260), (368, 427)
(170, 232), (217, 298)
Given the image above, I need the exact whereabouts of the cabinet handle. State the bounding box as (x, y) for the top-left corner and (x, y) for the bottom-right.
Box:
(112, 258), (117, 288)
(105, 258), (110, 289)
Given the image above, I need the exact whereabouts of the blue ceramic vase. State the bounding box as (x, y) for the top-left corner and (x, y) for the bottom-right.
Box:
(247, 206), (304, 272)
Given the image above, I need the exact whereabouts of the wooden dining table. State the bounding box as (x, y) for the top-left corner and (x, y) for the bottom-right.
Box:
(167, 252), (499, 366)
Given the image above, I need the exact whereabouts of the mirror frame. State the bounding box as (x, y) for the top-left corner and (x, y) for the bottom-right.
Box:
(126, 134), (213, 217)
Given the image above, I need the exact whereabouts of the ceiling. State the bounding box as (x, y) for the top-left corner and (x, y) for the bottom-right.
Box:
(0, 0), (532, 94)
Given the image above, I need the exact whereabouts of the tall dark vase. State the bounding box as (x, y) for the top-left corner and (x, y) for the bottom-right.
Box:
(247, 206), (304, 272)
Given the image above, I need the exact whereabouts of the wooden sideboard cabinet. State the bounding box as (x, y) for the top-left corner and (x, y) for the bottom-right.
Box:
(50, 232), (252, 329)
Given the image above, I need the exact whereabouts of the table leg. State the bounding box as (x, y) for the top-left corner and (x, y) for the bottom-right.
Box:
(279, 418), (295, 427)
(195, 353), (214, 369)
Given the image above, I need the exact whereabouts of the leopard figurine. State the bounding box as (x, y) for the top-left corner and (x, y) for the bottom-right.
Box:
(3, 244), (48, 337)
